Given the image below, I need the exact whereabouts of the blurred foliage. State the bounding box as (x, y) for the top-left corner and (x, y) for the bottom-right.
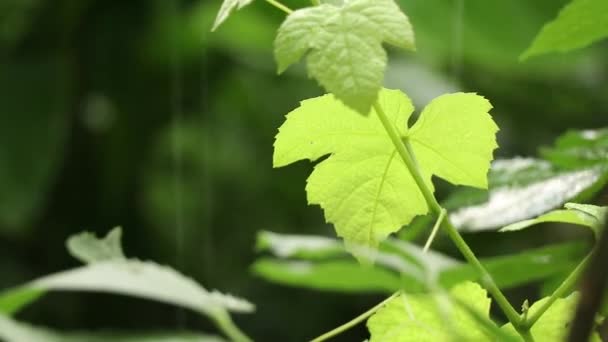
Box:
(0, 0), (607, 341)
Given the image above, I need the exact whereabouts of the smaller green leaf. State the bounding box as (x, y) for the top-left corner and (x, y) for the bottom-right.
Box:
(252, 259), (403, 293)
(0, 314), (225, 342)
(502, 293), (602, 341)
(274, 0), (415, 113)
(500, 202), (606, 236)
(211, 0), (254, 32)
(521, 0), (608, 60)
(367, 282), (493, 341)
(67, 227), (126, 264)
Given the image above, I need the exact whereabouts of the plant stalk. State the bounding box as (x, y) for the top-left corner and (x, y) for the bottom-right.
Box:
(265, 0), (293, 14)
(211, 311), (254, 342)
(311, 0), (321, 5)
(372, 101), (524, 331)
(310, 292), (400, 342)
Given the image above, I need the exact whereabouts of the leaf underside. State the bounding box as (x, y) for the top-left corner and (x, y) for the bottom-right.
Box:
(212, 0), (254, 31)
(274, 0), (415, 113)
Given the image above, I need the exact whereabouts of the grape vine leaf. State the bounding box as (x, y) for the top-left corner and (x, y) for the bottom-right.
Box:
(367, 282), (492, 341)
(502, 293), (602, 341)
(521, 0), (608, 60)
(274, 89), (497, 252)
(211, 0), (254, 31)
(274, 0), (415, 114)
(67, 227), (126, 264)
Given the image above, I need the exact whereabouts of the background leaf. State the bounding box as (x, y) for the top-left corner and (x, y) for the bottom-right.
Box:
(521, 0), (608, 59)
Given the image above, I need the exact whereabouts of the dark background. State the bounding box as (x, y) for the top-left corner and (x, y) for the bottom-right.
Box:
(1, 0), (607, 340)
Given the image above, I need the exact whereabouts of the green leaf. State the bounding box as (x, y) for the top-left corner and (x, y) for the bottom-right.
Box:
(501, 202), (606, 236)
(29, 260), (253, 316)
(252, 259), (403, 293)
(274, 89), (497, 251)
(274, 0), (414, 113)
(367, 282), (492, 341)
(0, 314), (225, 342)
(521, 0), (608, 60)
(541, 128), (608, 169)
(449, 159), (608, 231)
(211, 0), (254, 32)
(502, 293), (602, 341)
(253, 232), (585, 293)
(67, 227), (126, 264)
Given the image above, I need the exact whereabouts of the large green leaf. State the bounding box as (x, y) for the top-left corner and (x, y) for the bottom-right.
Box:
(0, 314), (225, 342)
(502, 293), (602, 341)
(211, 0), (254, 31)
(367, 282), (492, 341)
(274, 89), (497, 251)
(274, 0), (414, 113)
(521, 0), (608, 59)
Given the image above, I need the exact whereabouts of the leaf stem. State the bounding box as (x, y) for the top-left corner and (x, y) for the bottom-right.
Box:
(372, 101), (524, 331)
(310, 292), (400, 342)
(522, 252), (592, 329)
(211, 311), (253, 342)
(423, 208), (446, 252)
(265, 0), (293, 14)
(311, 0), (321, 5)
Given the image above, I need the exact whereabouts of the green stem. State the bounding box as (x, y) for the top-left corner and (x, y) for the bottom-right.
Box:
(523, 252), (592, 328)
(423, 208), (446, 252)
(310, 292), (400, 342)
(211, 311), (253, 342)
(372, 101), (524, 330)
(265, 0), (293, 14)
(311, 0), (321, 5)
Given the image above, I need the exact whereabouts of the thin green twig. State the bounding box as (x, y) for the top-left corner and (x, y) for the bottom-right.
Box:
(265, 0), (293, 14)
(309, 292), (400, 342)
(423, 208), (446, 252)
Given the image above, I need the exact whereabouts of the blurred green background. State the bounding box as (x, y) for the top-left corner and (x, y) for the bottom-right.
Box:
(1, 0), (607, 341)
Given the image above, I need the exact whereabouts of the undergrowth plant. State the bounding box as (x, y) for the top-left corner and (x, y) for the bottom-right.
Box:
(0, 0), (607, 341)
